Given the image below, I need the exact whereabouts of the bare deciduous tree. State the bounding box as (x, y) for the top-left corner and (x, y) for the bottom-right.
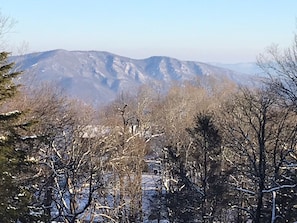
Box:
(258, 35), (297, 112)
(220, 87), (297, 222)
(0, 11), (16, 51)
(13, 84), (110, 222)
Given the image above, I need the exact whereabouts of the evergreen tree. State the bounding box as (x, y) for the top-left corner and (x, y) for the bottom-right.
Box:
(0, 52), (35, 222)
(186, 112), (228, 222)
(164, 112), (229, 222)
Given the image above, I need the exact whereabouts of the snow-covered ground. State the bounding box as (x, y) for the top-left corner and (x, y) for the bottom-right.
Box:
(142, 173), (166, 222)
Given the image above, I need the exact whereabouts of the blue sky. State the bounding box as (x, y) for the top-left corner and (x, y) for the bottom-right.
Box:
(1, 0), (296, 63)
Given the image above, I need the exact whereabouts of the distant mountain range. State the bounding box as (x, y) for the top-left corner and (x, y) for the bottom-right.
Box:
(11, 49), (260, 105)
(210, 62), (263, 76)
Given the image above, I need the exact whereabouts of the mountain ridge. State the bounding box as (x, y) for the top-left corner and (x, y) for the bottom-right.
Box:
(11, 49), (255, 105)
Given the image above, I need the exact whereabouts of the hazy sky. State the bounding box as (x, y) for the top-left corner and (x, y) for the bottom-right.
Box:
(1, 0), (296, 63)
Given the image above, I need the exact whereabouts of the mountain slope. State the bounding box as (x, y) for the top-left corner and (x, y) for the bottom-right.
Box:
(12, 49), (251, 105)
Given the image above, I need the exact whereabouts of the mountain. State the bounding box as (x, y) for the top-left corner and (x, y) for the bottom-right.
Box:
(211, 62), (263, 76)
(11, 49), (254, 105)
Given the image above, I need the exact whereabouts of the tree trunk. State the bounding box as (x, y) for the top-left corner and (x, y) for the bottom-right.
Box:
(255, 187), (264, 223)
(255, 125), (266, 223)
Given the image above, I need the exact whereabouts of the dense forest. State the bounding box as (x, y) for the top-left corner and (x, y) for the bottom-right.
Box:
(1, 16), (297, 223)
